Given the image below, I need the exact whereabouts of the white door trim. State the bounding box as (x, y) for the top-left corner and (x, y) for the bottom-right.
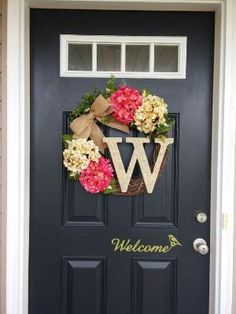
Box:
(4, 1), (236, 314)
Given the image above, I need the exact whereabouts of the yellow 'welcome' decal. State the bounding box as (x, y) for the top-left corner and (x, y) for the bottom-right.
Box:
(111, 235), (182, 253)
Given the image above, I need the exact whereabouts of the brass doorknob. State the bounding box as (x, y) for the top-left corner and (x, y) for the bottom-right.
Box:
(193, 238), (209, 255)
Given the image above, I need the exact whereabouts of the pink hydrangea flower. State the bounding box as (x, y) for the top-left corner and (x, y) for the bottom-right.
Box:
(79, 156), (114, 193)
(110, 86), (142, 125)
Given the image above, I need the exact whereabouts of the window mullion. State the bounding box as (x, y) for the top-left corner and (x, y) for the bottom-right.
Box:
(150, 43), (155, 73)
(92, 42), (97, 72)
(121, 43), (126, 72)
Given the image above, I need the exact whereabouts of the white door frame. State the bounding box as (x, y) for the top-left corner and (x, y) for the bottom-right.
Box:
(4, 1), (236, 314)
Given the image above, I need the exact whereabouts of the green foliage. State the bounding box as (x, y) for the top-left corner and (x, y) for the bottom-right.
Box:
(103, 178), (118, 194)
(103, 76), (117, 98)
(100, 115), (116, 125)
(69, 88), (101, 122)
(62, 134), (73, 148)
(68, 171), (80, 180)
(142, 88), (151, 96)
(69, 76), (118, 122)
(154, 116), (175, 137)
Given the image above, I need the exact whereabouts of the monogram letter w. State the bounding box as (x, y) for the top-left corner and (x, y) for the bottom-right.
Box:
(103, 137), (174, 193)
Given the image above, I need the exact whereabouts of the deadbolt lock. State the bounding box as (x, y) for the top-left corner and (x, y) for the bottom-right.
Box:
(196, 212), (207, 223)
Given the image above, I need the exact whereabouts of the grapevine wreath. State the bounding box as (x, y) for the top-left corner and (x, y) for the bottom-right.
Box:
(62, 78), (174, 195)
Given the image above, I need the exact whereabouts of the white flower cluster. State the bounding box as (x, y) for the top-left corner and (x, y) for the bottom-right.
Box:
(134, 94), (168, 134)
(63, 138), (100, 175)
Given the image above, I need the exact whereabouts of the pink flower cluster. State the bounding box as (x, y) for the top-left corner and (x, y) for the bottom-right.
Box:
(79, 156), (114, 193)
(110, 86), (142, 125)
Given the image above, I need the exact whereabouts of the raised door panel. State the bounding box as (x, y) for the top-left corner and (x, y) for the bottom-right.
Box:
(132, 114), (179, 228)
(132, 258), (177, 314)
(62, 113), (107, 226)
(62, 257), (106, 314)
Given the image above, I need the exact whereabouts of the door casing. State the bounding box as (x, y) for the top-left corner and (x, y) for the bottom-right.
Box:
(3, 1), (236, 314)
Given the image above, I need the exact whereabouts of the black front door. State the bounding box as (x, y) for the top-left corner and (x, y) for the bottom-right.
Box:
(30, 9), (214, 314)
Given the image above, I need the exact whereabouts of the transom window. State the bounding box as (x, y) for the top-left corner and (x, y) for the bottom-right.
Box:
(60, 35), (187, 79)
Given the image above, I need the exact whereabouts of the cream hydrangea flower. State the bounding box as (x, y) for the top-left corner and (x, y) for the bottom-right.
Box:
(134, 94), (168, 134)
(63, 138), (100, 175)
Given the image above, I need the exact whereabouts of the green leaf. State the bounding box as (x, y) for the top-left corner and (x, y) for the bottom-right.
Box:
(103, 76), (117, 97)
(69, 89), (102, 122)
(154, 117), (175, 137)
(69, 77), (119, 122)
(100, 115), (116, 125)
(68, 171), (80, 180)
(142, 88), (151, 96)
(62, 134), (73, 148)
(103, 178), (118, 194)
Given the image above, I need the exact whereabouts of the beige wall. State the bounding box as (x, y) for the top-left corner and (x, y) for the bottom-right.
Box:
(0, 0), (2, 308)
(0, 0), (4, 312)
(233, 148), (236, 313)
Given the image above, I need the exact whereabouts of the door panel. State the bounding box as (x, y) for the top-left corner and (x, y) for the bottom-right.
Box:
(63, 258), (106, 314)
(132, 258), (177, 314)
(30, 9), (214, 314)
(132, 114), (179, 228)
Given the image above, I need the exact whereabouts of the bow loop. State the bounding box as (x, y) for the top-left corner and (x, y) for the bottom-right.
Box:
(90, 95), (113, 118)
(70, 95), (129, 153)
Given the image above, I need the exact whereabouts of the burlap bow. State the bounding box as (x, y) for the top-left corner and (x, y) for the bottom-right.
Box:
(70, 95), (129, 153)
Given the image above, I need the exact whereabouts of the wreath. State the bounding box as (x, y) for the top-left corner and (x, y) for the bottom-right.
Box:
(63, 78), (174, 195)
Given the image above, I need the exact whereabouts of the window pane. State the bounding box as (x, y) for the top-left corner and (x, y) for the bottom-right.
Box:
(97, 45), (121, 71)
(68, 44), (92, 71)
(154, 45), (178, 72)
(126, 45), (149, 72)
